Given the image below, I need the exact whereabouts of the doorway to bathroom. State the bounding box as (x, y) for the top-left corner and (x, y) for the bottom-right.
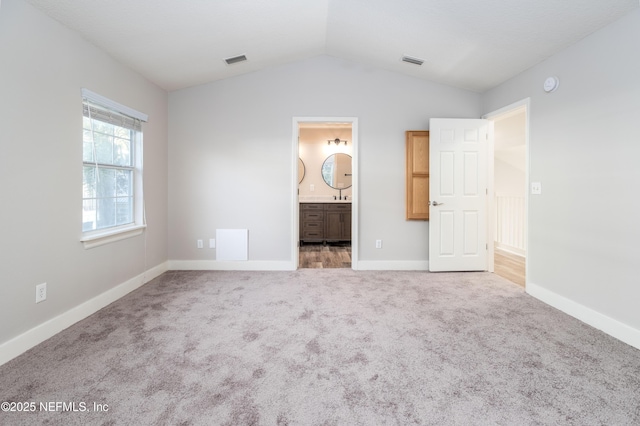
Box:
(292, 117), (358, 269)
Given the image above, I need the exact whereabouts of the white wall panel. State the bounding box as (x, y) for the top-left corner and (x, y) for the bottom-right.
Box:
(482, 9), (640, 333)
(0, 0), (168, 351)
(169, 55), (480, 264)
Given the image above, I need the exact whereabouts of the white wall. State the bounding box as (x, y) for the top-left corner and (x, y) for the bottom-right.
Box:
(482, 9), (640, 340)
(168, 55), (480, 267)
(495, 159), (525, 196)
(299, 127), (353, 200)
(0, 0), (168, 355)
(494, 111), (526, 197)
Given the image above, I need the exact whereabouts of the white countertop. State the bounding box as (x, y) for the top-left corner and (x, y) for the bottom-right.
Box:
(299, 196), (351, 203)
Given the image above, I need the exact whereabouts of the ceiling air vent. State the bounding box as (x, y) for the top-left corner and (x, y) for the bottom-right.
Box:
(401, 55), (424, 66)
(224, 54), (247, 65)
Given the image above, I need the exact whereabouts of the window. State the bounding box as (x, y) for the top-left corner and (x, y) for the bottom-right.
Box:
(81, 89), (147, 248)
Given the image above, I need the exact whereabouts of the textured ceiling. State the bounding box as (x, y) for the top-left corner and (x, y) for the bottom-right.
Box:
(24, 0), (638, 92)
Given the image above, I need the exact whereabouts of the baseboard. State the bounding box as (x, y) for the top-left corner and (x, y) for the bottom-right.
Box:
(168, 259), (429, 271)
(527, 282), (640, 351)
(0, 261), (168, 367)
(356, 260), (429, 271)
(495, 243), (525, 257)
(168, 260), (295, 271)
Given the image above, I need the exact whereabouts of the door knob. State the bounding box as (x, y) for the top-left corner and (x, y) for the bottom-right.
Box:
(431, 201), (444, 206)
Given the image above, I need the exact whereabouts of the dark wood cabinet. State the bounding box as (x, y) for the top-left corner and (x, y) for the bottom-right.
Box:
(300, 203), (325, 243)
(300, 203), (351, 244)
(325, 204), (351, 241)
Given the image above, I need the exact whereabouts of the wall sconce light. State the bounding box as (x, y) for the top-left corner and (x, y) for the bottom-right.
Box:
(328, 138), (347, 146)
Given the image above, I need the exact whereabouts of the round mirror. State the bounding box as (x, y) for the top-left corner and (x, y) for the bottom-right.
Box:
(321, 153), (352, 189)
(298, 158), (306, 183)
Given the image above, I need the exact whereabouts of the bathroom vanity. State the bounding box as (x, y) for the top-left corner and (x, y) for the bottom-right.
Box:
(298, 147), (352, 245)
(300, 202), (351, 245)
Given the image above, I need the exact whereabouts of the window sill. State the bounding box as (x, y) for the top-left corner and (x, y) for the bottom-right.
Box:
(81, 224), (146, 249)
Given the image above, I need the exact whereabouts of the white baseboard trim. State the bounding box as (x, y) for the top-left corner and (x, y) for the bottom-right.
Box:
(356, 260), (429, 271)
(527, 282), (640, 351)
(169, 259), (430, 271)
(168, 260), (295, 271)
(0, 261), (168, 367)
(495, 243), (525, 257)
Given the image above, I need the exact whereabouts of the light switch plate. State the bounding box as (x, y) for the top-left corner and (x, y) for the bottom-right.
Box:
(531, 182), (542, 195)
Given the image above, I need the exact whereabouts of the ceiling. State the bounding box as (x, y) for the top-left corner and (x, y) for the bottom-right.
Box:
(24, 0), (638, 92)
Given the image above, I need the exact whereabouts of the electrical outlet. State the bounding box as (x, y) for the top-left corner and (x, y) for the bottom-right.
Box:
(375, 240), (382, 249)
(209, 238), (216, 249)
(35, 283), (47, 303)
(310, 184), (315, 192)
(197, 239), (203, 249)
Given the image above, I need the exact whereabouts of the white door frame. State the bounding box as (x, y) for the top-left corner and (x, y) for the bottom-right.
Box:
(482, 98), (530, 282)
(292, 117), (359, 270)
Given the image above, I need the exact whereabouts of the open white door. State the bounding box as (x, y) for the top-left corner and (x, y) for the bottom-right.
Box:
(429, 118), (490, 272)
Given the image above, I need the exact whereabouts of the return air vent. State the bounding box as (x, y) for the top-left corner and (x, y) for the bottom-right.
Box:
(401, 55), (424, 66)
(224, 54), (247, 65)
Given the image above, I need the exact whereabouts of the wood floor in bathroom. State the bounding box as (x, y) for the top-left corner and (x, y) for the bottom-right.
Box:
(299, 244), (352, 268)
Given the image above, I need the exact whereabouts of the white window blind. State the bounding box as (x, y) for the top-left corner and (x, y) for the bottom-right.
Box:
(81, 88), (148, 123)
(82, 102), (142, 132)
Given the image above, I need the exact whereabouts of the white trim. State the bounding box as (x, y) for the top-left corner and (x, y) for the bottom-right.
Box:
(292, 117), (359, 270)
(168, 260), (294, 271)
(487, 120), (495, 273)
(292, 119), (301, 270)
(81, 88), (148, 122)
(495, 243), (526, 257)
(351, 119), (359, 270)
(81, 224), (146, 249)
(357, 260), (429, 271)
(0, 261), (168, 367)
(527, 282), (640, 351)
(168, 260), (428, 271)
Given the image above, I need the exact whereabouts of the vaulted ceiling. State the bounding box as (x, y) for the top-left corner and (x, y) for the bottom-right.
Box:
(25, 0), (638, 92)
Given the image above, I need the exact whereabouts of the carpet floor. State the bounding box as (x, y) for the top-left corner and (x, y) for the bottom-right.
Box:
(1, 270), (639, 425)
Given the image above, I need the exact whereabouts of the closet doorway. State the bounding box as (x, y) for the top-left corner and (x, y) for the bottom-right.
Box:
(292, 117), (358, 269)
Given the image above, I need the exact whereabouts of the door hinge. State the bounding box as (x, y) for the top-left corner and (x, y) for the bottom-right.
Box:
(486, 243), (488, 250)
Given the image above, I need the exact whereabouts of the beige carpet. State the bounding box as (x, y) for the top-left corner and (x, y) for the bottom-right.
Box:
(1, 270), (639, 425)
